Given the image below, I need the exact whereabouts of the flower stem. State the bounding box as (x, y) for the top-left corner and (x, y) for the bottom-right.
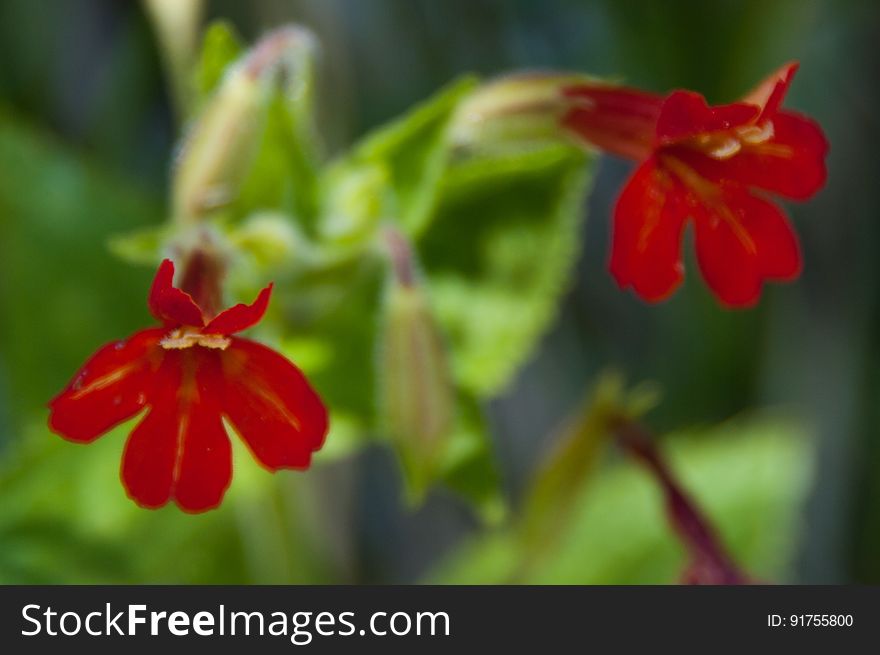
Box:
(610, 416), (749, 584)
(382, 226), (417, 288)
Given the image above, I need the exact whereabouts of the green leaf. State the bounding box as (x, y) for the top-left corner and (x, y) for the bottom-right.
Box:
(272, 255), (507, 519)
(193, 20), (243, 106)
(422, 144), (594, 396)
(321, 76), (479, 238)
(237, 93), (321, 226)
(0, 420), (333, 584)
(429, 415), (815, 584)
(439, 397), (506, 524)
(274, 255), (386, 448)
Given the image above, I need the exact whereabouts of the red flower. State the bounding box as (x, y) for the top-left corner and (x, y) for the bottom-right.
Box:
(563, 62), (829, 306)
(48, 259), (328, 512)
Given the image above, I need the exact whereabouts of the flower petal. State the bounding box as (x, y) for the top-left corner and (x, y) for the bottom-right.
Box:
(562, 84), (664, 160)
(204, 283), (273, 335)
(119, 354), (181, 509)
(121, 350), (232, 512)
(667, 110), (828, 200)
(692, 185), (801, 307)
(148, 258), (205, 327)
(610, 158), (689, 302)
(742, 61), (799, 119)
(656, 91), (758, 144)
(221, 338), (328, 470)
(48, 328), (165, 443)
(171, 354), (232, 512)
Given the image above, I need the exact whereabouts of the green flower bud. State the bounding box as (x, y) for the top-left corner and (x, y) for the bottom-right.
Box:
(378, 228), (454, 501)
(173, 26), (317, 222)
(450, 72), (593, 154)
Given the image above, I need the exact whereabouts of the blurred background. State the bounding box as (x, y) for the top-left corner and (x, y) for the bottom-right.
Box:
(0, 0), (877, 584)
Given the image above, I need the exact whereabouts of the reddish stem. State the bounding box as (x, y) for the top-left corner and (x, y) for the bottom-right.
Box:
(611, 416), (749, 585)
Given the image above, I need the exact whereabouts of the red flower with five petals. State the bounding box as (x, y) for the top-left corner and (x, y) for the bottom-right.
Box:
(562, 62), (828, 306)
(48, 259), (328, 512)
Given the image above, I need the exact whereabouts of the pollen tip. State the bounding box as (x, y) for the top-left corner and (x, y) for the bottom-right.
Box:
(160, 328), (231, 351)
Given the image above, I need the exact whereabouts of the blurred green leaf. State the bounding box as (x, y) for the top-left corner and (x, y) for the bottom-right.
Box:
(439, 397), (506, 524)
(193, 20), (243, 106)
(430, 415), (815, 583)
(321, 76), (479, 238)
(0, 421), (333, 584)
(0, 109), (161, 422)
(237, 93), (321, 226)
(272, 255), (508, 517)
(422, 144), (594, 395)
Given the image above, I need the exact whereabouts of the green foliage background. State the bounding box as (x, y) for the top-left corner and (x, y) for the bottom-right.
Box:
(0, 0), (874, 583)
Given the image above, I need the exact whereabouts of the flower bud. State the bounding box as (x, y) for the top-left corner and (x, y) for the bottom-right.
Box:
(378, 228), (454, 500)
(173, 26), (317, 222)
(449, 72), (593, 153)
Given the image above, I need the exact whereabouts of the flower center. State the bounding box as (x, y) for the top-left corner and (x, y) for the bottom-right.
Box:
(659, 155), (758, 256)
(160, 327), (231, 351)
(688, 120), (775, 160)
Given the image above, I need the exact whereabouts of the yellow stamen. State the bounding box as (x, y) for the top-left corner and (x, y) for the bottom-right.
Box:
(707, 137), (741, 160)
(736, 120), (774, 145)
(160, 327), (230, 350)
